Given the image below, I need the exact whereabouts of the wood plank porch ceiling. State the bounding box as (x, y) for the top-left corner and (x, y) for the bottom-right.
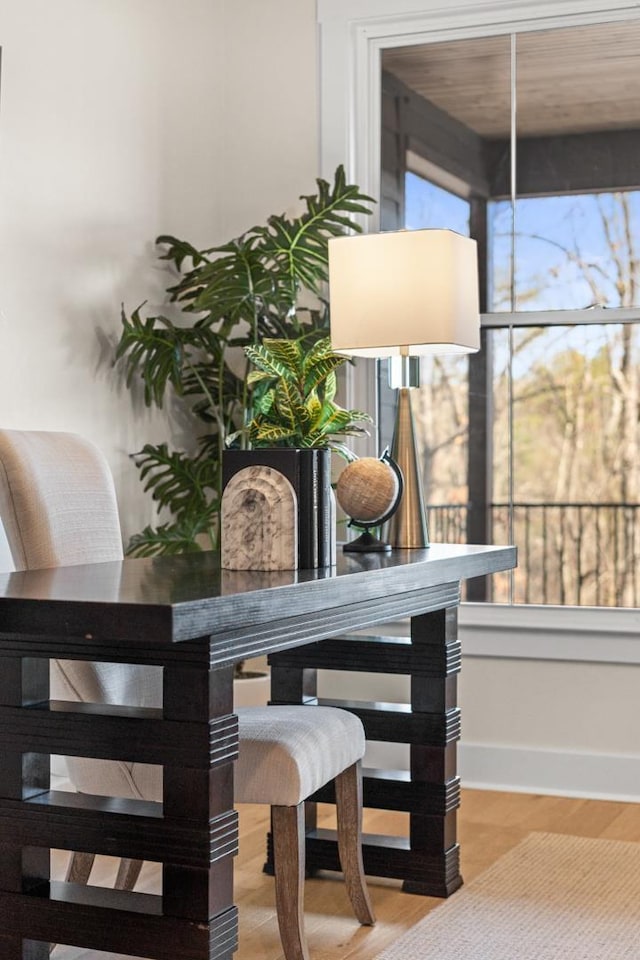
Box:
(382, 21), (640, 139)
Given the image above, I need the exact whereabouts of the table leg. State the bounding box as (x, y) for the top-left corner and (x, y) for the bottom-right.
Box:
(405, 607), (462, 895)
(0, 652), (240, 959)
(0, 658), (50, 959)
(162, 662), (240, 959)
(267, 599), (463, 897)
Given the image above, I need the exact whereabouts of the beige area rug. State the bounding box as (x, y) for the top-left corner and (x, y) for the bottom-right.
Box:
(377, 832), (640, 960)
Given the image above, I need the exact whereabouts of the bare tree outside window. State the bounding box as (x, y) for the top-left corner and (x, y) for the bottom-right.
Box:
(403, 180), (640, 607)
(489, 191), (640, 606)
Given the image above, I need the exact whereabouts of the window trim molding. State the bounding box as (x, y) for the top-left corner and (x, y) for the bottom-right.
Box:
(459, 603), (640, 664)
(482, 307), (640, 328)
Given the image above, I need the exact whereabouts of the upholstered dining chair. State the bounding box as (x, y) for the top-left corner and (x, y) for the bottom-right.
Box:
(0, 428), (375, 960)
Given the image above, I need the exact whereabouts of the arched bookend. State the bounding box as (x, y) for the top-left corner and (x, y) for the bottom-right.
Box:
(221, 465), (298, 570)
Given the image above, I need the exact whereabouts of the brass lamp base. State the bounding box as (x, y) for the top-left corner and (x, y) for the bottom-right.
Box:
(383, 387), (429, 549)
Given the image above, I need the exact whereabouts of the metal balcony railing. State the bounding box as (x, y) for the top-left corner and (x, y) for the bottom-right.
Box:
(427, 501), (640, 607)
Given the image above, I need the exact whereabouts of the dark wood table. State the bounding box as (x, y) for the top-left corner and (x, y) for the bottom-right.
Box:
(0, 543), (515, 960)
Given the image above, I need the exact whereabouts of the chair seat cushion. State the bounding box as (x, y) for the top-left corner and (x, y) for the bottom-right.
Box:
(235, 705), (365, 806)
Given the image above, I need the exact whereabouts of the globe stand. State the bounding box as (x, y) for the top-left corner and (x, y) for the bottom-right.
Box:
(343, 526), (393, 553)
(342, 452), (404, 554)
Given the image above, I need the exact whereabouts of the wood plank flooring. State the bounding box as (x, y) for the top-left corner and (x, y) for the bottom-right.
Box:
(50, 789), (640, 960)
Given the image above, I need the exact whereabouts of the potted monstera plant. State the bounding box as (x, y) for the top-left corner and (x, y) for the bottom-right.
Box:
(115, 165), (374, 557)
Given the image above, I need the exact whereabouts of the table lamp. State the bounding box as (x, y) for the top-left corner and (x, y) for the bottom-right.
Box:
(328, 228), (480, 548)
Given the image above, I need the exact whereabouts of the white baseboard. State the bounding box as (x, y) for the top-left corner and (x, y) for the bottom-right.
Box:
(459, 742), (640, 802)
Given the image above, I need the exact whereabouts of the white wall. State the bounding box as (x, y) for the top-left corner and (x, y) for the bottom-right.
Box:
(218, 0), (319, 238)
(0, 0), (318, 542)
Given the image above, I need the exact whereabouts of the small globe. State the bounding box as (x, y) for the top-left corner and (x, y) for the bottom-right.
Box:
(336, 457), (401, 524)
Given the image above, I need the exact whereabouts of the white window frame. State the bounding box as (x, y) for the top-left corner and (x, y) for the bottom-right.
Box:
(317, 0), (640, 657)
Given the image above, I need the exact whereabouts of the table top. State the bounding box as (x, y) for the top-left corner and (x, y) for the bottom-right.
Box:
(0, 544), (515, 657)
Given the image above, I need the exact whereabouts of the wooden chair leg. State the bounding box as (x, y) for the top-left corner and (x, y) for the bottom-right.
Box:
(272, 802), (310, 960)
(335, 761), (376, 926)
(64, 851), (95, 885)
(114, 857), (144, 891)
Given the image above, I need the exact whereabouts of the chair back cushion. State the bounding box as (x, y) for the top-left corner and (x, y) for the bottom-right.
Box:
(0, 429), (123, 569)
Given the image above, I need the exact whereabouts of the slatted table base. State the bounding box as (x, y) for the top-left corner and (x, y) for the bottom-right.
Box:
(0, 545), (517, 956)
(0, 654), (239, 960)
(268, 605), (463, 897)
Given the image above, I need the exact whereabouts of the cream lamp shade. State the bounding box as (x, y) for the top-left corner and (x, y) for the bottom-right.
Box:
(328, 228), (480, 357)
(328, 227), (481, 552)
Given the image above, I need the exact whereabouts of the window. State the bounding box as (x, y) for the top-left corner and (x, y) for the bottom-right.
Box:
(380, 21), (640, 607)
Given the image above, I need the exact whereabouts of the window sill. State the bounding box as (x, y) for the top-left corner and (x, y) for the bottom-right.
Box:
(459, 603), (640, 665)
